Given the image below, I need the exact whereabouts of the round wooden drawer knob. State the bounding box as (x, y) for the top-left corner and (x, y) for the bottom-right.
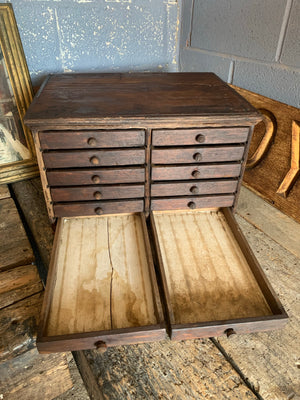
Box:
(190, 185), (199, 194)
(195, 134), (205, 143)
(188, 201), (196, 209)
(90, 156), (100, 165)
(94, 340), (107, 353)
(95, 207), (103, 215)
(93, 191), (102, 200)
(192, 170), (201, 179)
(91, 175), (101, 184)
(87, 137), (97, 146)
(193, 152), (202, 162)
(224, 328), (236, 338)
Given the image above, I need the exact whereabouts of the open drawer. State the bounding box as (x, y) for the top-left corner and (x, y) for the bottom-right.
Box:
(37, 213), (165, 353)
(150, 208), (288, 340)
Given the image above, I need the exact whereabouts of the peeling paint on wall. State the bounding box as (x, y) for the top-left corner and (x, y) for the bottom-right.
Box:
(9, 0), (179, 85)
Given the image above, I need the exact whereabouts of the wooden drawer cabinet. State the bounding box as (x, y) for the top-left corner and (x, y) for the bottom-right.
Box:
(47, 167), (145, 186)
(51, 184), (145, 202)
(151, 180), (238, 197)
(151, 164), (242, 181)
(151, 146), (245, 164)
(25, 73), (287, 353)
(152, 128), (249, 146)
(39, 129), (145, 149)
(53, 199), (144, 218)
(43, 149), (145, 168)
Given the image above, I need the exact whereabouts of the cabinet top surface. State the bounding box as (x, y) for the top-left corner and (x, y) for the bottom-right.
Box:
(25, 73), (260, 127)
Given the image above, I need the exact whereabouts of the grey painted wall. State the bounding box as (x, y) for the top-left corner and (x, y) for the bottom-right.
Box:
(179, 0), (300, 108)
(8, 0), (179, 86)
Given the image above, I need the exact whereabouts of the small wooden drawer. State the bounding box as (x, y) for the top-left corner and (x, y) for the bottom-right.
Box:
(152, 128), (249, 146)
(37, 214), (165, 353)
(51, 185), (145, 202)
(150, 195), (235, 211)
(53, 199), (144, 217)
(150, 209), (287, 340)
(151, 180), (237, 197)
(47, 167), (145, 186)
(152, 164), (242, 181)
(152, 146), (244, 164)
(43, 149), (145, 168)
(39, 129), (145, 149)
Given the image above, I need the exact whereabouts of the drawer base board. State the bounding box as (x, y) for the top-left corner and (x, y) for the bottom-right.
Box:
(38, 213), (165, 352)
(150, 209), (287, 340)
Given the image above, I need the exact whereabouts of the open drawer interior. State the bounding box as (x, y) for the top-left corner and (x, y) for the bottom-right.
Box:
(38, 213), (165, 352)
(150, 208), (287, 340)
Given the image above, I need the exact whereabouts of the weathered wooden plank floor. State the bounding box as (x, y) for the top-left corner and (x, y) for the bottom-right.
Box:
(0, 184), (73, 400)
(8, 178), (300, 400)
(218, 212), (300, 399)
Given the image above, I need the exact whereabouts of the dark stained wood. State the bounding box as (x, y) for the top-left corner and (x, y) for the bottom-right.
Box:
(39, 129), (145, 149)
(11, 178), (54, 271)
(152, 127), (249, 146)
(25, 73), (261, 128)
(151, 146), (244, 164)
(150, 195), (235, 211)
(0, 348), (72, 400)
(151, 180), (237, 197)
(47, 167), (145, 186)
(0, 197), (34, 272)
(0, 292), (43, 362)
(152, 163), (242, 180)
(0, 264), (43, 309)
(53, 199), (144, 217)
(232, 85), (300, 224)
(43, 149), (145, 168)
(51, 184), (145, 202)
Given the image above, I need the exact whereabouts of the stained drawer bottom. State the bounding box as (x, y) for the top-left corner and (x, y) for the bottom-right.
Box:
(37, 213), (165, 353)
(150, 208), (287, 340)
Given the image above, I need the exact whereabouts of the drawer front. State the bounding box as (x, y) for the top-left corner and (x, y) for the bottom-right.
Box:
(47, 168), (145, 186)
(43, 149), (145, 168)
(152, 164), (242, 181)
(151, 195), (235, 211)
(151, 180), (237, 197)
(152, 128), (249, 146)
(152, 146), (244, 164)
(53, 199), (144, 217)
(39, 130), (145, 149)
(51, 185), (145, 202)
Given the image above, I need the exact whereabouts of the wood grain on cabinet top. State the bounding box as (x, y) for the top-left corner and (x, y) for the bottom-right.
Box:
(24, 73), (261, 128)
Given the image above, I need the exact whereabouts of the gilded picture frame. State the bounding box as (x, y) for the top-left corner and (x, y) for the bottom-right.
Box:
(0, 4), (38, 184)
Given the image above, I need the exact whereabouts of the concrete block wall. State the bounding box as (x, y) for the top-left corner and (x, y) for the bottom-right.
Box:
(8, 0), (179, 86)
(179, 0), (300, 108)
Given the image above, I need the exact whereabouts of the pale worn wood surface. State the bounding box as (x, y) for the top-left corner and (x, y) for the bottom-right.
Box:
(217, 213), (300, 400)
(75, 340), (257, 400)
(46, 215), (158, 336)
(0, 197), (34, 271)
(0, 264), (43, 309)
(0, 184), (10, 199)
(153, 210), (271, 324)
(0, 348), (72, 400)
(237, 186), (300, 258)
